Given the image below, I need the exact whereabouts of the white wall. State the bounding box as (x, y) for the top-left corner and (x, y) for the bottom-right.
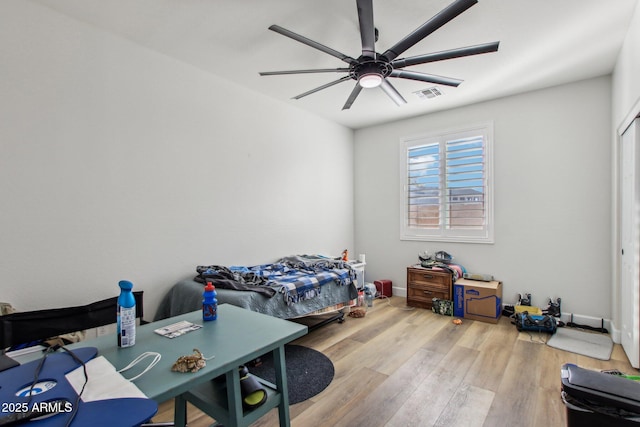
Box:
(354, 76), (612, 320)
(611, 2), (640, 339)
(612, 2), (640, 129)
(0, 1), (354, 319)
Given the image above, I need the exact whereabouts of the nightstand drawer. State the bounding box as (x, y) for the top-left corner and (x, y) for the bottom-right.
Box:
(407, 284), (448, 304)
(407, 269), (450, 287)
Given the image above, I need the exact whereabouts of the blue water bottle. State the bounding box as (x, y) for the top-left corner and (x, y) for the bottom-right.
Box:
(117, 280), (136, 347)
(203, 281), (218, 321)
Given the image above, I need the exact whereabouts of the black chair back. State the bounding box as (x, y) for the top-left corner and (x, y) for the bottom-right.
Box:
(0, 291), (144, 350)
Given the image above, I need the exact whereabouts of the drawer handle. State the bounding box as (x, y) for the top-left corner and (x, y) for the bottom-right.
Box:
(423, 290), (433, 295)
(423, 274), (435, 279)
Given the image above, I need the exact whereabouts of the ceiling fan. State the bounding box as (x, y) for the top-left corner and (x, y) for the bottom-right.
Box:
(259, 0), (500, 110)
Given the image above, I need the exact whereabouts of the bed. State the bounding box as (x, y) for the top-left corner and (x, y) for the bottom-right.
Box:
(154, 255), (360, 324)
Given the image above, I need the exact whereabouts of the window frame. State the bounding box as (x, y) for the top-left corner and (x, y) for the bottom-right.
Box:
(399, 122), (494, 244)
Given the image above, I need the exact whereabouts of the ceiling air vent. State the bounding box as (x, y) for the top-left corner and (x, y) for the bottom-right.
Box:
(414, 87), (444, 100)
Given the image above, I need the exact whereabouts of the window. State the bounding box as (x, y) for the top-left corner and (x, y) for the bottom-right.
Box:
(400, 122), (494, 243)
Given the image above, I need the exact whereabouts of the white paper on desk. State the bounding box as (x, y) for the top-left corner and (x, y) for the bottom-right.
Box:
(65, 356), (147, 402)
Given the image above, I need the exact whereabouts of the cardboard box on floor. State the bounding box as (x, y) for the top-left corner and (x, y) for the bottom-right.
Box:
(453, 278), (503, 324)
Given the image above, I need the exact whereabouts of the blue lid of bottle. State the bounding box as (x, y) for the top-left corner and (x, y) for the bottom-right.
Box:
(119, 280), (133, 290)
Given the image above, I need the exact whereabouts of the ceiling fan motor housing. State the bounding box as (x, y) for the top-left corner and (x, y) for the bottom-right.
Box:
(350, 58), (392, 82)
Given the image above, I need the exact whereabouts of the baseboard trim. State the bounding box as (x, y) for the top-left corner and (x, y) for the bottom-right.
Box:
(608, 320), (622, 344)
(559, 312), (611, 333)
(393, 286), (407, 298)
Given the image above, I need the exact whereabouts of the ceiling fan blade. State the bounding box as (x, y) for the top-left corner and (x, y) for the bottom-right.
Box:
(292, 76), (353, 100)
(356, 0), (376, 58)
(269, 25), (358, 65)
(260, 68), (350, 76)
(382, 0), (477, 62)
(392, 41), (500, 68)
(390, 69), (462, 87)
(380, 79), (407, 106)
(342, 84), (363, 110)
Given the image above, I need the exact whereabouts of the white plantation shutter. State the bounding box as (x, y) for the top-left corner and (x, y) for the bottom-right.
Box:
(401, 123), (494, 243)
(407, 141), (441, 228)
(446, 135), (486, 228)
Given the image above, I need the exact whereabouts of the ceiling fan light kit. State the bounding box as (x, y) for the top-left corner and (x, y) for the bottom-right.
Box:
(358, 74), (383, 88)
(259, 0), (500, 110)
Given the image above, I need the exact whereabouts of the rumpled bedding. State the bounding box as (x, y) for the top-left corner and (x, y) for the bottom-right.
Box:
(195, 265), (277, 297)
(195, 255), (356, 305)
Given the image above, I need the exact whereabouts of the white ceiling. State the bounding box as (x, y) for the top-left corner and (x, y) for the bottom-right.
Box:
(32, 0), (639, 129)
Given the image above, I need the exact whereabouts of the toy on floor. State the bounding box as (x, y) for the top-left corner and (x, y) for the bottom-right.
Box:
(348, 307), (366, 318)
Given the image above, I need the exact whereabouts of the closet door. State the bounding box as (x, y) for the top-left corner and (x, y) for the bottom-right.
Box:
(621, 117), (640, 368)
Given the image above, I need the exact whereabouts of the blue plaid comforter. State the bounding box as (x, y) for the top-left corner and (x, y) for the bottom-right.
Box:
(239, 255), (355, 305)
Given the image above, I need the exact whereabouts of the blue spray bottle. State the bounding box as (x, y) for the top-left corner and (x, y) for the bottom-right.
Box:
(117, 280), (136, 347)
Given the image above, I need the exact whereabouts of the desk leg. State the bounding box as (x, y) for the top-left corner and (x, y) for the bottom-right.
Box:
(225, 367), (242, 427)
(273, 345), (291, 427)
(174, 395), (188, 427)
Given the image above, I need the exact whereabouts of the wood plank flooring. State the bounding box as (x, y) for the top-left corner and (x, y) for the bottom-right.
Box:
(151, 297), (637, 427)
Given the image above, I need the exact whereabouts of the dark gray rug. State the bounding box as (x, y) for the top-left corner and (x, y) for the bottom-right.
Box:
(248, 344), (334, 404)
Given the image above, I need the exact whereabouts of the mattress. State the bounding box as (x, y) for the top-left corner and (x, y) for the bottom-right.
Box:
(154, 278), (357, 321)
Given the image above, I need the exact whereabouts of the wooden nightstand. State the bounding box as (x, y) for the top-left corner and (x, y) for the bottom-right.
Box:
(406, 266), (453, 309)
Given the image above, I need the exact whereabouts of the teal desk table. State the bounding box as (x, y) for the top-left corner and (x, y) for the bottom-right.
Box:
(54, 304), (307, 427)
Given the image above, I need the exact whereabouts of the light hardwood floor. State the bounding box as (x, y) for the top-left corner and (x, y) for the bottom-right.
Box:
(151, 297), (637, 427)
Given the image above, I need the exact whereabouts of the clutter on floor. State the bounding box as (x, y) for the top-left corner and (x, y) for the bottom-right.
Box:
(432, 298), (454, 316)
(348, 307), (367, 318)
(512, 311), (558, 334)
(504, 293), (617, 361)
(506, 293), (561, 333)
